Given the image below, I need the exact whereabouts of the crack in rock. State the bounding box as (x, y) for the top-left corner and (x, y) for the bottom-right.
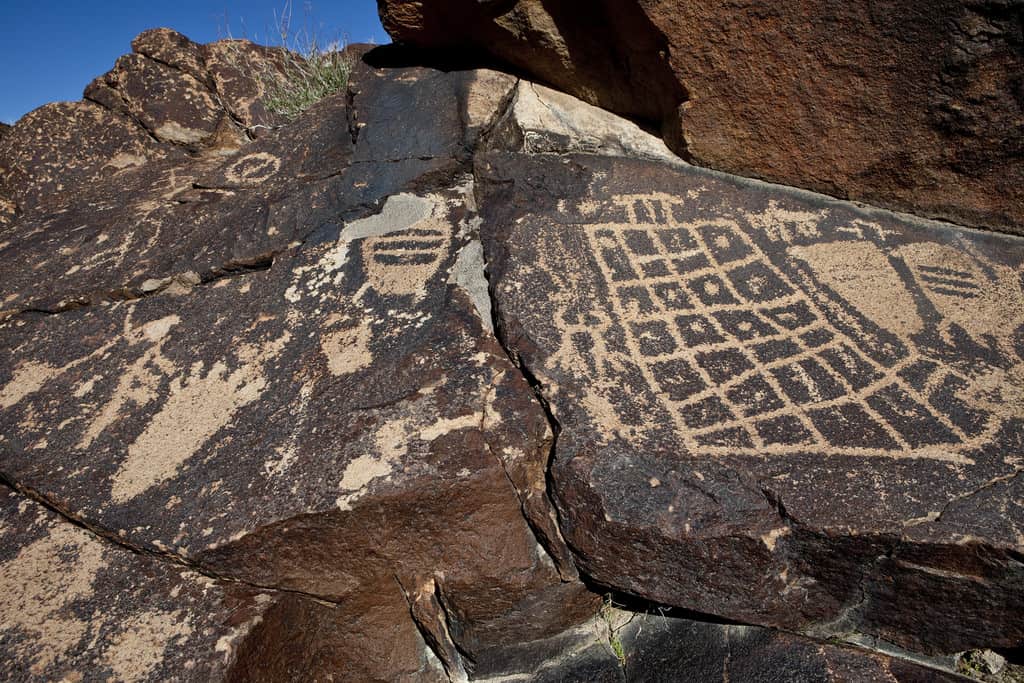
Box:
(0, 476), (348, 607)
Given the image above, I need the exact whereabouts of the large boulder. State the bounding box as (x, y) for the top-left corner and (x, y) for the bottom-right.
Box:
(0, 35), (597, 681)
(479, 82), (1024, 655)
(2, 28), (1015, 681)
(379, 0), (1024, 234)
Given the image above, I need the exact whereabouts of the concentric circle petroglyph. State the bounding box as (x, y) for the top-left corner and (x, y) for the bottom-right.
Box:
(223, 152), (281, 185)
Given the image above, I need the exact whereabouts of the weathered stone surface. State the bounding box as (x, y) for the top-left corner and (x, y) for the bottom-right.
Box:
(6, 24), (1019, 680)
(201, 39), (291, 132)
(617, 611), (970, 682)
(225, 580), (448, 682)
(89, 52), (225, 146)
(471, 604), (967, 681)
(487, 81), (679, 163)
(380, 0), (1024, 234)
(131, 28), (212, 88)
(479, 148), (1024, 653)
(83, 29), (288, 148)
(0, 488), (276, 681)
(0, 57), (508, 316)
(0, 44), (597, 676)
(0, 181), (591, 679)
(0, 100), (169, 216)
(122, 28), (293, 135)
(1, 488), (455, 681)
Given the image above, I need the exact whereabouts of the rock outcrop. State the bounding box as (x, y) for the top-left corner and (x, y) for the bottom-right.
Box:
(0, 490), (280, 681)
(379, 0), (1024, 235)
(479, 137), (1024, 654)
(1, 27), (1020, 682)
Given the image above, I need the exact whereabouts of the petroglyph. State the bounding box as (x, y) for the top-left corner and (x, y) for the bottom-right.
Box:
(789, 241), (923, 340)
(0, 313), (172, 418)
(110, 332), (290, 502)
(895, 241), (1024, 354)
(0, 360), (63, 410)
(101, 608), (193, 681)
(223, 152), (281, 186)
(538, 192), (1024, 463)
(0, 523), (107, 673)
(336, 416), (413, 511)
(284, 191), (445, 304)
(79, 314), (181, 449)
(361, 221), (449, 300)
(321, 316), (374, 377)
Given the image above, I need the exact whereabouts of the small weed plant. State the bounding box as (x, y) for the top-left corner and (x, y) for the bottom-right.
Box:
(228, 1), (353, 120)
(263, 40), (351, 120)
(600, 594), (631, 667)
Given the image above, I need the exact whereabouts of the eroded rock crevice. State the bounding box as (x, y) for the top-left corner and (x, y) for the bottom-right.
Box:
(2, 254), (280, 321)
(2, 23), (1022, 682)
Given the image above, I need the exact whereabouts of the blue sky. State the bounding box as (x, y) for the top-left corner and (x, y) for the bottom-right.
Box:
(0, 1), (387, 124)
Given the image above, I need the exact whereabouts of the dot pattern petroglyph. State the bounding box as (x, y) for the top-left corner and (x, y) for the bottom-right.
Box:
(555, 194), (1024, 462)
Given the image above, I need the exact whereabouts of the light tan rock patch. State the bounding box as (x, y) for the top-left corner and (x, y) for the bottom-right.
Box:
(110, 333), (290, 502)
(0, 523), (107, 673)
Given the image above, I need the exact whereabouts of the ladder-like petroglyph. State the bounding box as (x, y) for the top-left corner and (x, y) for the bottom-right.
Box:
(549, 192), (1023, 463)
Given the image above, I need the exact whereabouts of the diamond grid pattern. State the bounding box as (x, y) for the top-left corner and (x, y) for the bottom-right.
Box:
(579, 195), (989, 459)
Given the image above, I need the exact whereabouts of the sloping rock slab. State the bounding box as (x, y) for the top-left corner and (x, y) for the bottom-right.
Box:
(471, 606), (967, 682)
(479, 151), (1024, 654)
(618, 614), (969, 682)
(0, 55), (501, 315)
(0, 488), (274, 681)
(0, 178), (592, 675)
(381, 0), (1024, 234)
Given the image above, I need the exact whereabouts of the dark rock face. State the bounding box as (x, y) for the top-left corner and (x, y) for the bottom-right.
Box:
(379, 0), (1024, 234)
(0, 490), (452, 681)
(0, 33), (596, 680)
(616, 613), (970, 682)
(463, 604), (971, 682)
(479, 149), (1024, 654)
(0, 490), (275, 681)
(2, 26), (1017, 682)
(83, 28), (288, 147)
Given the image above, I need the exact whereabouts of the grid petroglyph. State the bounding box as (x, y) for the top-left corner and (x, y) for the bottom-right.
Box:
(557, 193), (1024, 463)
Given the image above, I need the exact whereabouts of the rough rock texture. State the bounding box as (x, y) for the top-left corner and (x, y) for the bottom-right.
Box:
(0, 489), (454, 681)
(2, 28), (1017, 681)
(380, 0), (1024, 234)
(84, 28), (289, 146)
(616, 609), (971, 682)
(0, 489), (272, 681)
(480, 95), (1024, 654)
(472, 605), (969, 682)
(0, 35), (598, 681)
(0, 27), (311, 230)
